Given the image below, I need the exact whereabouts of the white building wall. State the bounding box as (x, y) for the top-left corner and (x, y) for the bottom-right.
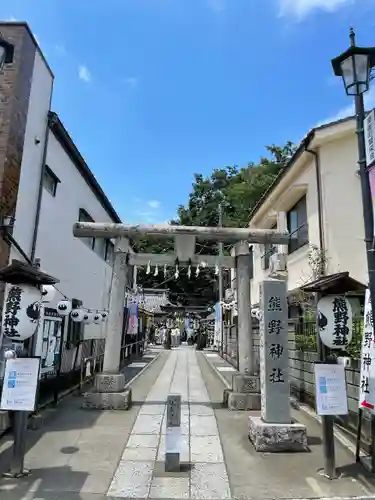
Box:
(249, 127), (368, 306)
(34, 131), (122, 339)
(319, 135), (367, 285)
(11, 50), (53, 258)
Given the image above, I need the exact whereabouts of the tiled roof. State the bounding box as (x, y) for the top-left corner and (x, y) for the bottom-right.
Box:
(142, 290), (172, 314)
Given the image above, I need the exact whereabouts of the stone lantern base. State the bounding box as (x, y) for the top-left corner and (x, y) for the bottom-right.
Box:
(223, 374), (261, 411)
(248, 416), (308, 452)
(82, 373), (132, 410)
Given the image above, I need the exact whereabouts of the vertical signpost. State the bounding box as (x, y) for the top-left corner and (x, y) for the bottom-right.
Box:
(165, 394), (181, 472)
(1, 356), (41, 478)
(356, 289), (375, 470)
(248, 279), (308, 452)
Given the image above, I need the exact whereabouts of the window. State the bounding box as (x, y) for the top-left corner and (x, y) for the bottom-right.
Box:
(78, 209), (95, 250)
(263, 224), (277, 269)
(43, 166), (60, 196)
(287, 195), (309, 253)
(78, 209), (115, 266)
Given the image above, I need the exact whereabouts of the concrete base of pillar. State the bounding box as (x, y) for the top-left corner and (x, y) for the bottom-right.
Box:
(248, 416), (308, 452)
(28, 413), (43, 430)
(0, 411), (10, 433)
(227, 392), (261, 411)
(82, 373), (132, 410)
(232, 373), (260, 393)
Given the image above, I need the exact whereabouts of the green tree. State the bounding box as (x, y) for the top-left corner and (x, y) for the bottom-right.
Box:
(135, 141), (297, 306)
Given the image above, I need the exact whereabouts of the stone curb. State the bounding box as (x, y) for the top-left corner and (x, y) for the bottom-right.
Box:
(200, 351), (232, 389)
(201, 351), (362, 461)
(124, 350), (163, 389)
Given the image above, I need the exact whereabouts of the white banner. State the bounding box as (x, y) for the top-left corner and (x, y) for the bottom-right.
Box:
(359, 289), (375, 411)
(364, 109), (375, 168)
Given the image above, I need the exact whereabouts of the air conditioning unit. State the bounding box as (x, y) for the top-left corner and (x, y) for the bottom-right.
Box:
(269, 252), (287, 276)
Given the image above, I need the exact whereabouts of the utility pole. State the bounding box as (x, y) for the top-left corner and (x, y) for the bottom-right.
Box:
(218, 202), (224, 355)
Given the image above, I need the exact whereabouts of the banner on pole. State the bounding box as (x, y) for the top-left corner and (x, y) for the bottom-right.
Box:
(359, 289), (375, 411)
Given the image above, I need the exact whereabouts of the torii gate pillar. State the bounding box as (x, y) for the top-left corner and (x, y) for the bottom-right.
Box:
(83, 238), (132, 410)
(226, 242), (261, 411)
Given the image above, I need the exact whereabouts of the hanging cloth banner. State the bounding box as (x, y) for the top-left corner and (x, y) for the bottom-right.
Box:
(128, 302), (138, 336)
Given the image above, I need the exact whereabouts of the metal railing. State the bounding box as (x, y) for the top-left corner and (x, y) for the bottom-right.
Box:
(119, 339), (147, 369)
(79, 353), (104, 394)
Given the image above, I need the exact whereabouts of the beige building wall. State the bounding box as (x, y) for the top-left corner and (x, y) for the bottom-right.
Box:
(248, 119), (367, 306)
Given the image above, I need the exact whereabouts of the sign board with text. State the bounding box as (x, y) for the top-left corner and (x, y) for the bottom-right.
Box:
(314, 363), (348, 416)
(359, 289), (375, 411)
(364, 109), (375, 168)
(0, 357), (40, 412)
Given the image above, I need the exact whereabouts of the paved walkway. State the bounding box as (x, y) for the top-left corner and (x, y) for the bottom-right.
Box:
(0, 346), (375, 500)
(108, 348), (230, 499)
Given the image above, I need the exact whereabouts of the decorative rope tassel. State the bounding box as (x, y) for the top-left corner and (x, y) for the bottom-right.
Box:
(215, 264), (219, 275)
(163, 264), (167, 278)
(146, 261), (151, 275)
(154, 265), (159, 277)
(195, 264), (200, 277)
(174, 265), (179, 280)
(187, 265), (191, 279)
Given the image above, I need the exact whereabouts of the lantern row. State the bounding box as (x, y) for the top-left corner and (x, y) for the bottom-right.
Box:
(42, 284), (109, 325)
(56, 299), (108, 324)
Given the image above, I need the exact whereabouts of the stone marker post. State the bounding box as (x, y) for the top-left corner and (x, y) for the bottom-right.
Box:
(165, 394), (181, 472)
(227, 241), (261, 411)
(248, 279), (308, 452)
(83, 238), (132, 410)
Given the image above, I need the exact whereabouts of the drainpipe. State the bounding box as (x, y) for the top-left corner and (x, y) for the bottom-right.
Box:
(30, 89), (54, 262)
(304, 143), (325, 256)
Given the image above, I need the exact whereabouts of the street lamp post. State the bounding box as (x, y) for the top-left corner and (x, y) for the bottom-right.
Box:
(0, 36), (14, 70)
(332, 28), (375, 471)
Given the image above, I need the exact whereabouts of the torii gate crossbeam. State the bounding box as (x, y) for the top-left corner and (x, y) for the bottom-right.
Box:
(74, 222), (294, 413)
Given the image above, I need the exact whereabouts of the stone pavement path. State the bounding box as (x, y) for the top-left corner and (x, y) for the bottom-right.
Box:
(108, 347), (231, 499)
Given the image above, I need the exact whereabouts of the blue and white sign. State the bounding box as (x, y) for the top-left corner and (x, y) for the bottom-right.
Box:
(0, 358), (40, 411)
(314, 363), (348, 416)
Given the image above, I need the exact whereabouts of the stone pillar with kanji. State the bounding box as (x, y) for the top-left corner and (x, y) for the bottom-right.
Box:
(248, 278), (308, 452)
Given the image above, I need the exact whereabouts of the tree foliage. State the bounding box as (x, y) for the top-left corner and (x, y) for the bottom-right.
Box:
(134, 142), (297, 307)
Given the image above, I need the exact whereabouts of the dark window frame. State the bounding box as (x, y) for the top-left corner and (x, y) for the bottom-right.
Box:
(286, 195), (309, 254)
(78, 208), (115, 266)
(43, 165), (60, 197)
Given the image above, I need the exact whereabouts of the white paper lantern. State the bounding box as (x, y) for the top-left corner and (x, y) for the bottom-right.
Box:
(41, 284), (56, 303)
(71, 308), (84, 323)
(101, 311), (108, 321)
(57, 299), (72, 316)
(2, 284), (42, 341)
(83, 311), (94, 325)
(93, 312), (103, 324)
(318, 295), (353, 349)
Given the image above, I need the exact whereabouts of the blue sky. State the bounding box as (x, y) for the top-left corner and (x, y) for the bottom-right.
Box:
(2, 0), (375, 223)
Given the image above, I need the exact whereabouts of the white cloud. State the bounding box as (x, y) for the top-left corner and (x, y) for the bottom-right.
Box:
(279, 0), (354, 18)
(148, 200), (161, 209)
(6, 16), (17, 21)
(55, 43), (67, 56)
(78, 65), (92, 83)
(318, 87), (375, 126)
(125, 77), (138, 87)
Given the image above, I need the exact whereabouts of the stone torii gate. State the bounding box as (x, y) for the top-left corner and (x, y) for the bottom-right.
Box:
(73, 222), (292, 411)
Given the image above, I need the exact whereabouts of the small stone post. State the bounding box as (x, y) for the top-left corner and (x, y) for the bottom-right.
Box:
(165, 394), (181, 472)
(227, 242), (261, 411)
(248, 279), (308, 452)
(83, 238), (132, 410)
